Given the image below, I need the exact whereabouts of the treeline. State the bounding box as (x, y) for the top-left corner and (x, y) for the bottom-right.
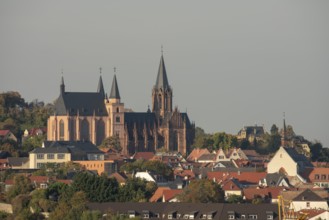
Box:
(0, 92), (53, 155)
(4, 171), (157, 219)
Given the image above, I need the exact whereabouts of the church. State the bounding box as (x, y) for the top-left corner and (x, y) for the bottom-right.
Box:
(47, 54), (195, 156)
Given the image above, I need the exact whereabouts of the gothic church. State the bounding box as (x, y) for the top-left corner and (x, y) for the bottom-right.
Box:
(47, 55), (195, 155)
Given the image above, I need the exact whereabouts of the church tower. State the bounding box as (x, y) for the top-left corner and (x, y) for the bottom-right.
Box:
(106, 74), (125, 153)
(152, 54), (173, 117)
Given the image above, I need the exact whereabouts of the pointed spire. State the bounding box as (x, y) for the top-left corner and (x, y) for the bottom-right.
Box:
(155, 54), (170, 90)
(97, 75), (105, 97)
(60, 70), (65, 95)
(109, 74), (120, 99)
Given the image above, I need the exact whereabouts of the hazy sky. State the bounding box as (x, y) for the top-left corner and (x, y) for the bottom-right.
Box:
(1, 1), (328, 147)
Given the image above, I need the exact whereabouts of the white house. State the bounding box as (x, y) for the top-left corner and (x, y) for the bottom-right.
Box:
(290, 189), (328, 211)
(267, 146), (313, 177)
(135, 172), (156, 182)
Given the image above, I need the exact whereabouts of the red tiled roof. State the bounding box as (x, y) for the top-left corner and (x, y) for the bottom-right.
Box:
(187, 148), (210, 161)
(56, 179), (73, 185)
(0, 130), (10, 136)
(222, 179), (242, 191)
(243, 187), (284, 200)
(163, 189), (183, 202)
(208, 171), (267, 185)
(298, 209), (328, 219)
(149, 187), (171, 202)
(307, 167), (329, 183)
(174, 169), (195, 180)
(133, 152), (155, 161)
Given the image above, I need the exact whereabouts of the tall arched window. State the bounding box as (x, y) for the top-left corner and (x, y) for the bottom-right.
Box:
(81, 119), (90, 141)
(96, 119), (105, 146)
(59, 120), (64, 140)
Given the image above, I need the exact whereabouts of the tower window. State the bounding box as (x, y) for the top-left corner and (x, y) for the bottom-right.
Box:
(116, 107), (119, 113)
(116, 116), (120, 123)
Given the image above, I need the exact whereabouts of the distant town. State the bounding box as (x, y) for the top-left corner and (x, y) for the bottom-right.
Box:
(0, 55), (328, 220)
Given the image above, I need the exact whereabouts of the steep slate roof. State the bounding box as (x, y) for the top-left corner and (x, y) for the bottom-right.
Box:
(155, 55), (170, 90)
(97, 75), (105, 97)
(283, 147), (314, 168)
(54, 91), (107, 116)
(293, 189), (326, 202)
(264, 173), (288, 186)
(109, 74), (120, 99)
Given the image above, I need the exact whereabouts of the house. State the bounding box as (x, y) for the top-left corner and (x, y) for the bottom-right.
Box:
(259, 173), (290, 187)
(221, 179), (243, 199)
(290, 189), (328, 211)
(243, 186), (284, 203)
(208, 171), (267, 187)
(304, 167), (329, 188)
(87, 202), (279, 220)
(267, 146), (313, 178)
(162, 189), (183, 202)
(75, 160), (118, 175)
(237, 125), (265, 142)
(149, 187), (171, 202)
(0, 130), (17, 142)
(29, 141), (104, 169)
(187, 148), (210, 162)
(297, 209), (329, 220)
(132, 152), (155, 161)
(226, 148), (248, 160)
(7, 157), (29, 169)
(135, 172), (156, 182)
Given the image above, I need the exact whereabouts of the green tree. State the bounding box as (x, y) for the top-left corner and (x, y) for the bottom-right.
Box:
(178, 179), (224, 203)
(99, 136), (122, 152)
(6, 175), (34, 201)
(226, 194), (244, 204)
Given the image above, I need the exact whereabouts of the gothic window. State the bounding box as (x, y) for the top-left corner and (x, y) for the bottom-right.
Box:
(59, 120), (64, 140)
(158, 94), (162, 109)
(70, 119), (76, 140)
(81, 119), (90, 141)
(116, 107), (119, 113)
(96, 120), (105, 146)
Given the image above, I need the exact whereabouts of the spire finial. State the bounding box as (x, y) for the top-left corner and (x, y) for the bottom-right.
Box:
(99, 67), (102, 75)
(161, 45), (163, 56)
(114, 66), (117, 74)
(61, 68), (63, 76)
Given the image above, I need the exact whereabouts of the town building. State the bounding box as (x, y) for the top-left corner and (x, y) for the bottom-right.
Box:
(47, 54), (195, 156)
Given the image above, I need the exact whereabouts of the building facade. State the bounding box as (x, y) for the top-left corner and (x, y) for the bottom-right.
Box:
(47, 55), (195, 155)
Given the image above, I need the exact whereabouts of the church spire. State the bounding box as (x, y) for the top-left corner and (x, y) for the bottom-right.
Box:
(60, 71), (65, 95)
(109, 74), (120, 99)
(97, 68), (105, 97)
(155, 54), (170, 90)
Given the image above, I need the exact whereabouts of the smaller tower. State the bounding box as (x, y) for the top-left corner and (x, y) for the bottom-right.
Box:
(106, 72), (125, 151)
(97, 67), (105, 98)
(281, 112), (287, 147)
(60, 76), (65, 95)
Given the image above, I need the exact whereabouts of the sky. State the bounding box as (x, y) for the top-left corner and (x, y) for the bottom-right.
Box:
(1, 1), (329, 147)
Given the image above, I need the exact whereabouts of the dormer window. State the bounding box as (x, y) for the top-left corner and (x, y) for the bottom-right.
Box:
(228, 211), (235, 219)
(266, 212), (273, 220)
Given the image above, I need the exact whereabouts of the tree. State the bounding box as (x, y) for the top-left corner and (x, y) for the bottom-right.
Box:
(310, 142), (323, 161)
(6, 175), (34, 201)
(118, 178), (157, 202)
(99, 136), (122, 152)
(178, 179), (224, 203)
(270, 124), (279, 135)
(226, 195), (244, 204)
